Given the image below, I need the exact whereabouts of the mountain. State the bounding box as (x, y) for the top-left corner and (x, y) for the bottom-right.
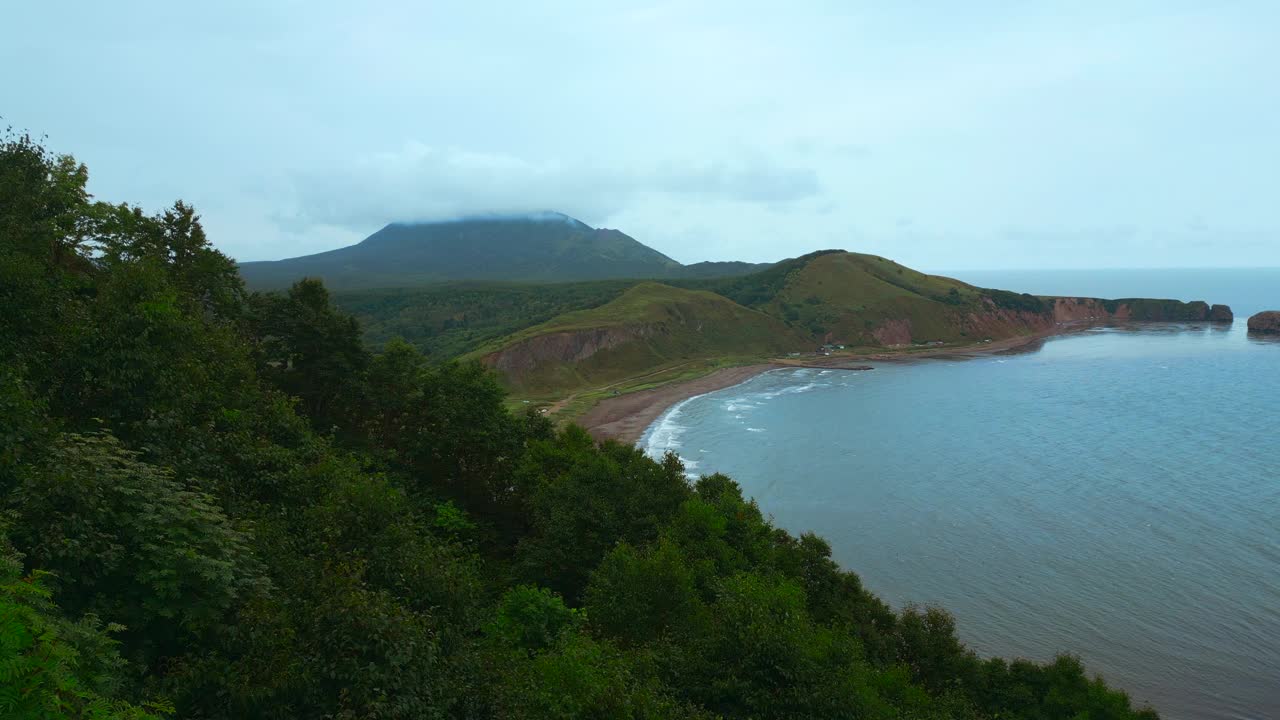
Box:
(238, 212), (764, 289)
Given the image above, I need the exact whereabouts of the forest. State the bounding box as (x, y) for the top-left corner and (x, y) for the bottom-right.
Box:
(1, 133), (1157, 719)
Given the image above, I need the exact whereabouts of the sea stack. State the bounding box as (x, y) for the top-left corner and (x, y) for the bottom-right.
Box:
(1209, 304), (1234, 322)
(1247, 311), (1280, 334)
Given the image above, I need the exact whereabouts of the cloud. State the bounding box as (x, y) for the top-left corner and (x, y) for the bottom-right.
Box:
(281, 142), (821, 230)
(7, 2), (1278, 267)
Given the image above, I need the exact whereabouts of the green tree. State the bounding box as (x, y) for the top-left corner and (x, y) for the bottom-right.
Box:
(488, 585), (582, 653)
(895, 605), (980, 696)
(584, 540), (707, 647)
(673, 572), (894, 720)
(251, 278), (368, 431)
(770, 531), (898, 666)
(302, 469), (484, 636)
(516, 430), (692, 601)
(93, 201), (245, 320)
(9, 433), (264, 670)
(0, 533), (169, 719)
(493, 633), (713, 720)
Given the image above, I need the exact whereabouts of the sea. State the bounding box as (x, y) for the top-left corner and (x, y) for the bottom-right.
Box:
(640, 268), (1280, 720)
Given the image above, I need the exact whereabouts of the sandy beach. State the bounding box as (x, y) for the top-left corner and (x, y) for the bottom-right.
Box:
(577, 363), (779, 445)
(579, 327), (1075, 445)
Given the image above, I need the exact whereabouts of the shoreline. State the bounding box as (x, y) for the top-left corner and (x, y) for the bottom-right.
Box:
(578, 363), (780, 446)
(579, 326), (1082, 445)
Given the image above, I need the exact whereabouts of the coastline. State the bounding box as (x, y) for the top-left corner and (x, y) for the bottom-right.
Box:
(579, 326), (1081, 445)
(578, 363), (780, 445)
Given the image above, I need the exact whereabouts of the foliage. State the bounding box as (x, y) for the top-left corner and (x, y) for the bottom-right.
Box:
(983, 288), (1049, 314)
(336, 280), (634, 357)
(487, 586), (582, 652)
(486, 633), (711, 720)
(9, 433), (264, 670)
(0, 533), (170, 719)
(515, 430), (692, 601)
(250, 277), (369, 431)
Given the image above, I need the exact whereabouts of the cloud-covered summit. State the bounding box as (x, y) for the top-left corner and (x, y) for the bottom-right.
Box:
(282, 142), (821, 231)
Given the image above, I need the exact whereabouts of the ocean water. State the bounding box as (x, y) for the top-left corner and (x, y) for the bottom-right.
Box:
(641, 269), (1280, 720)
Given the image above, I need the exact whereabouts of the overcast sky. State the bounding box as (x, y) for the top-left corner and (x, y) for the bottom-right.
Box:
(4, 1), (1277, 270)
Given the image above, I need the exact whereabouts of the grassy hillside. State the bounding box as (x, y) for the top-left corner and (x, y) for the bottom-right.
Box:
(749, 252), (985, 345)
(476, 282), (807, 396)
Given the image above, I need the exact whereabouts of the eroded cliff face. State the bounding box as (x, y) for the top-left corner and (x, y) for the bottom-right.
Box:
(944, 298), (1110, 343)
(871, 319), (913, 346)
(1052, 298), (1122, 322)
(867, 297), (1226, 347)
(482, 325), (656, 375)
(875, 298), (1115, 346)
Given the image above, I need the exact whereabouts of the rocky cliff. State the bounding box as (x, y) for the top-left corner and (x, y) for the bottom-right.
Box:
(866, 297), (1229, 349)
(1095, 295), (1233, 320)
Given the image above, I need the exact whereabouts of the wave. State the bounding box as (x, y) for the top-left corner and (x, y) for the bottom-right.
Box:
(642, 392), (708, 462)
(758, 381), (825, 400)
(640, 368), (829, 472)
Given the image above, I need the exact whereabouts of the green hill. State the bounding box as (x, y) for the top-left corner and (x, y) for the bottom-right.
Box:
(711, 251), (988, 345)
(238, 212), (769, 289)
(476, 282), (807, 395)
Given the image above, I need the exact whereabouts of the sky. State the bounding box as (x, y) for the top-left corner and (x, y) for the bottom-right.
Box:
(3, 1), (1277, 271)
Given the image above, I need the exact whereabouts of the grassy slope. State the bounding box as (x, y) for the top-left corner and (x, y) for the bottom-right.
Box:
(474, 282), (807, 397)
(757, 252), (983, 345)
